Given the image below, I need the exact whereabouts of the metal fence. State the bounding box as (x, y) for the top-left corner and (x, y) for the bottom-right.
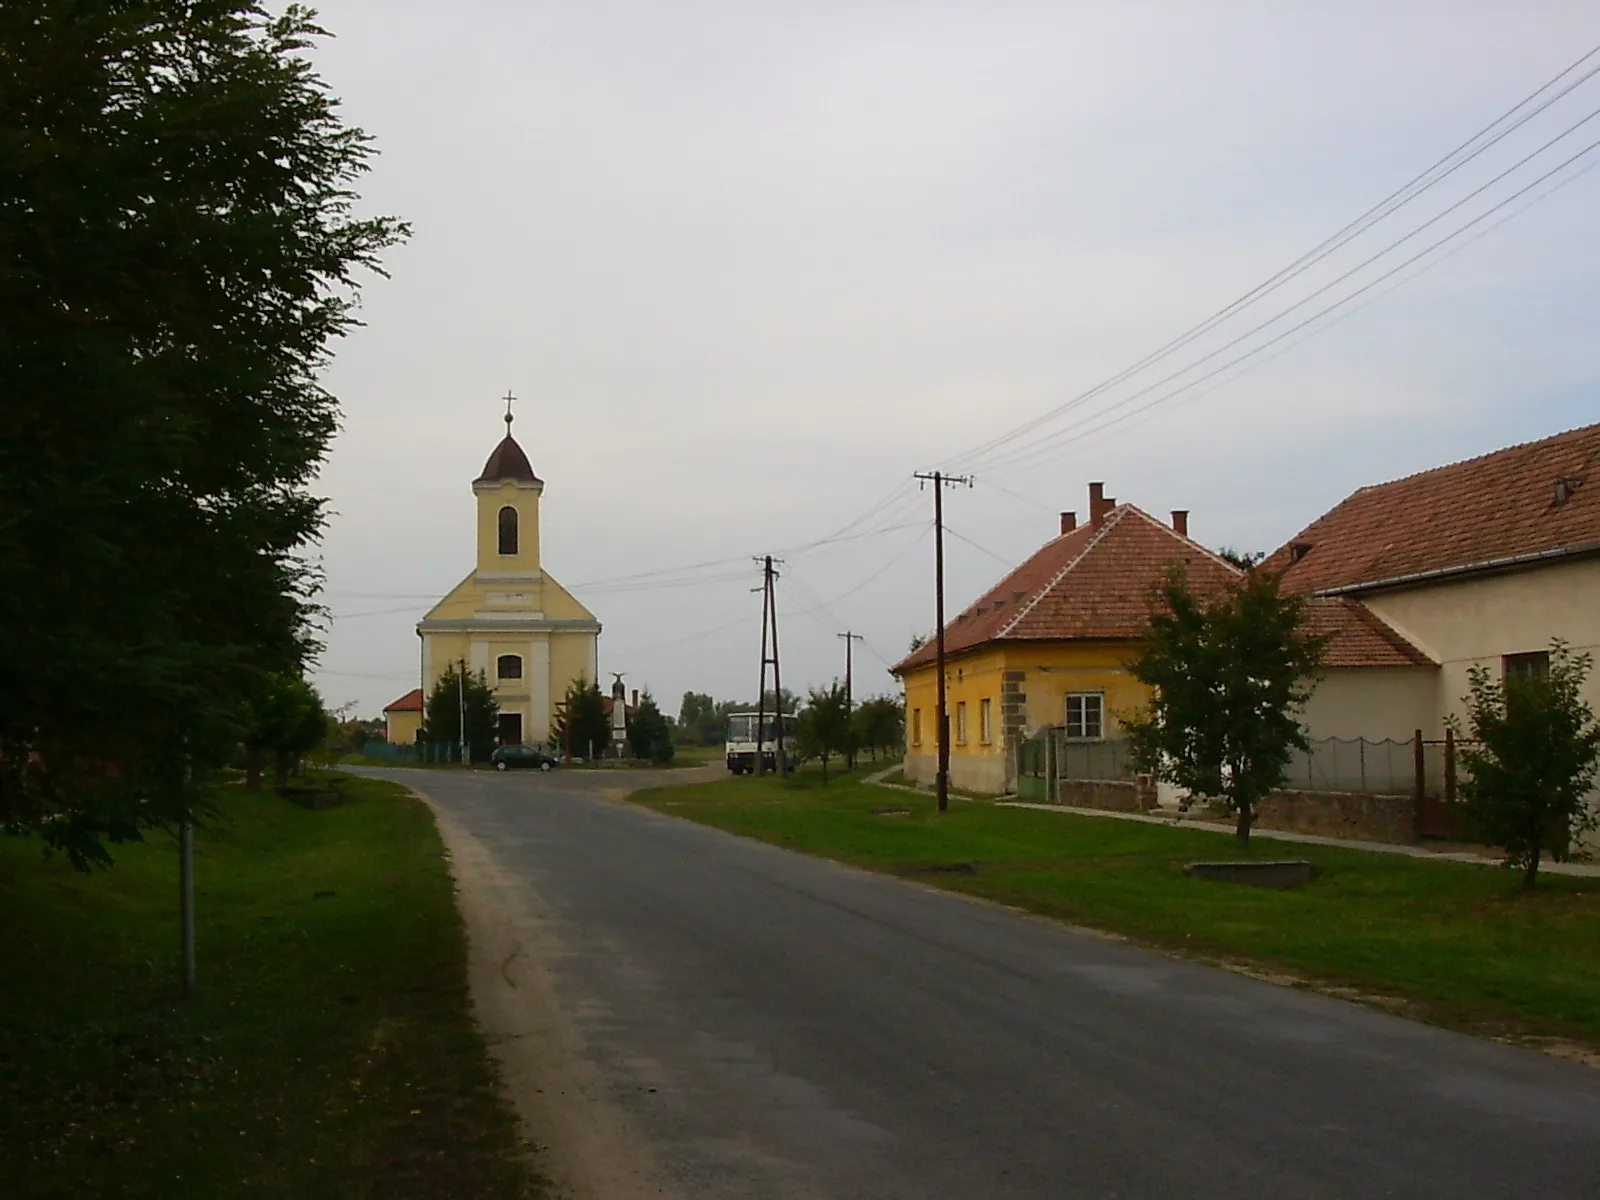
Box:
(362, 740), (467, 764)
(1019, 731), (1434, 796)
(1281, 737), (1416, 795)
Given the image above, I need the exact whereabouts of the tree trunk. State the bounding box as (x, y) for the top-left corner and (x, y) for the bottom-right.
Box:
(1235, 803), (1253, 849)
(245, 744), (263, 792)
(821, 753), (829, 785)
(273, 749), (290, 789)
(1523, 847), (1541, 889)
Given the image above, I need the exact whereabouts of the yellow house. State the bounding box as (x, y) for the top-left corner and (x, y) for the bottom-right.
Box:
(403, 409), (601, 748)
(894, 484), (1243, 794)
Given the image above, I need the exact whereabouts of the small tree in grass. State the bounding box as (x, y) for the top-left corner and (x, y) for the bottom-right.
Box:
(1123, 567), (1326, 848)
(628, 692), (675, 764)
(552, 680), (610, 761)
(852, 696), (905, 762)
(1453, 642), (1600, 888)
(245, 673), (330, 788)
(798, 682), (852, 784)
(418, 665), (499, 762)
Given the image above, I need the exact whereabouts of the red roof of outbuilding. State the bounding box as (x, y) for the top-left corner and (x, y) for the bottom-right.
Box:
(1267, 421), (1600, 594)
(385, 688), (424, 713)
(475, 434), (541, 485)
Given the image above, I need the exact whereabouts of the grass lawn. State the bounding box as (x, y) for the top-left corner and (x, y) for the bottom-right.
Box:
(0, 773), (539, 1199)
(635, 768), (1600, 1050)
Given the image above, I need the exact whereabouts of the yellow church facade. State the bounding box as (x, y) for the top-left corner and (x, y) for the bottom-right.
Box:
(408, 413), (601, 748)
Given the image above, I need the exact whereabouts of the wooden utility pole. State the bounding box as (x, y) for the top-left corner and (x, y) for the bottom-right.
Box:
(754, 558), (772, 776)
(838, 631), (863, 768)
(753, 556), (786, 775)
(914, 471), (971, 812)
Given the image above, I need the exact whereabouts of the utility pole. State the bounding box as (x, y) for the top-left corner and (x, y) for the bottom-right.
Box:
(914, 470), (972, 813)
(754, 557), (772, 776)
(458, 656), (468, 766)
(770, 562), (787, 777)
(838, 631), (863, 769)
(752, 555), (787, 776)
(179, 753), (195, 998)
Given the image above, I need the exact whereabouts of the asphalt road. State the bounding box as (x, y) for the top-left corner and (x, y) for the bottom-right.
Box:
(371, 766), (1600, 1199)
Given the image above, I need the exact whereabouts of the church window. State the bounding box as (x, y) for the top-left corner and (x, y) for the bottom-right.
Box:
(498, 505), (518, 555)
(497, 654), (523, 680)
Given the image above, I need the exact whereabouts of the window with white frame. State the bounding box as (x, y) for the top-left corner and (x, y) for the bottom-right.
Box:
(955, 701), (968, 744)
(1064, 692), (1103, 740)
(980, 698), (992, 744)
(912, 708), (922, 746)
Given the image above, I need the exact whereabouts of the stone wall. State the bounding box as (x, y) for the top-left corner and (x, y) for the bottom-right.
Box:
(1057, 778), (1156, 813)
(1253, 789), (1414, 844)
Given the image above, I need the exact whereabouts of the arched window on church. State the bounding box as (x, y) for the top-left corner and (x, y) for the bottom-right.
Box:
(497, 654), (523, 680)
(498, 505), (518, 555)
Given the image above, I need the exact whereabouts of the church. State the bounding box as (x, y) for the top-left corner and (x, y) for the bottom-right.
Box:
(385, 404), (602, 748)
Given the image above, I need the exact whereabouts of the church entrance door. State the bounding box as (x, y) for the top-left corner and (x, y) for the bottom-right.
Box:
(498, 713), (523, 745)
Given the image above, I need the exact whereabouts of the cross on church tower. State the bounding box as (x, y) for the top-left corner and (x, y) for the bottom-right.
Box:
(503, 389), (516, 432)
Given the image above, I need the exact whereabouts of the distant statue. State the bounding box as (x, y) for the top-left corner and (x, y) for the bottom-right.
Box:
(610, 673), (628, 756)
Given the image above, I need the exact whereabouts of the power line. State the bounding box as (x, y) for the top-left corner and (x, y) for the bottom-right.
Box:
(943, 525), (1017, 568)
(1020, 150), (1600, 466)
(946, 41), (1600, 473)
(980, 130), (1600, 477)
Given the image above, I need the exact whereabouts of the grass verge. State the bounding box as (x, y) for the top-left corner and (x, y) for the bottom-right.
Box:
(0, 772), (540, 1199)
(635, 768), (1600, 1051)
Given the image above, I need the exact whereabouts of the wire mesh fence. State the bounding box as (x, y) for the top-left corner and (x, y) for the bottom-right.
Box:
(1282, 737), (1417, 795)
(1018, 730), (1438, 796)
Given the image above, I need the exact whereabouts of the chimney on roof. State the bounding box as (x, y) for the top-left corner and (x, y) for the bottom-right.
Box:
(631, 689), (639, 709)
(1059, 511), (1077, 535)
(1088, 482), (1115, 526)
(1170, 510), (1188, 537)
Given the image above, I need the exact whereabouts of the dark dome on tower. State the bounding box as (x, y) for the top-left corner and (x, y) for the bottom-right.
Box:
(475, 434), (541, 485)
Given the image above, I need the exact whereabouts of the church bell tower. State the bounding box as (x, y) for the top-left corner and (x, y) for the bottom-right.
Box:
(474, 393), (542, 577)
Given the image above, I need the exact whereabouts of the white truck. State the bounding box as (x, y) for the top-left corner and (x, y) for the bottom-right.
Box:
(725, 712), (799, 775)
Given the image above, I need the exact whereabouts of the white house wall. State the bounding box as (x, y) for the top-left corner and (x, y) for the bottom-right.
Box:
(1360, 556), (1600, 733)
(1300, 667), (1439, 742)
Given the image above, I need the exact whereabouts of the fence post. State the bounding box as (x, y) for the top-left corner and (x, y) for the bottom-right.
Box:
(1444, 727), (1456, 805)
(1358, 738), (1366, 793)
(1412, 729), (1425, 837)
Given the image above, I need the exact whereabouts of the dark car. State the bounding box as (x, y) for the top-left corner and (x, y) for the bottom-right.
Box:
(491, 744), (558, 772)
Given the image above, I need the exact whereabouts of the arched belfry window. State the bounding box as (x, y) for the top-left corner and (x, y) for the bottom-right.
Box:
(497, 505), (518, 555)
(497, 654), (523, 680)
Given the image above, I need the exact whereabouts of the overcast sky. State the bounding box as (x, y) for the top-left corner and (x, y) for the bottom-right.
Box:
(304, 1), (1600, 721)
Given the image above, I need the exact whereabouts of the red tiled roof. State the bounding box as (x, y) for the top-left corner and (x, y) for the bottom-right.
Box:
(384, 688), (424, 713)
(1267, 422), (1600, 594)
(893, 506), (1242, 674)
(1303, 598), (1433, 668)
(475, 434), (542, 485)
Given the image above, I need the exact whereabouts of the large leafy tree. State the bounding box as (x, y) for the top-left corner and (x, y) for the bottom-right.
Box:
(798, 682), (852, 784)
(1454, 642), (1600, 888)
(0, 2), (406, 865)
(417, 666), (498, 763)
(552, 680), (610, 761)
(1124, 568), (1327, 847)
(628, 692), (675, 764)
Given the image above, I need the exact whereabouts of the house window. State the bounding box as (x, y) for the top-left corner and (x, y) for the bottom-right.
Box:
(1503, 651), (1549, 682)
(1065, 692), (1103, 740)
(497, 505), (518, 555)
(912, 708), (922, 746)
(980, 698), (992, 745)
(496, 654), (523, 680)
(955, 701), (968, 744)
